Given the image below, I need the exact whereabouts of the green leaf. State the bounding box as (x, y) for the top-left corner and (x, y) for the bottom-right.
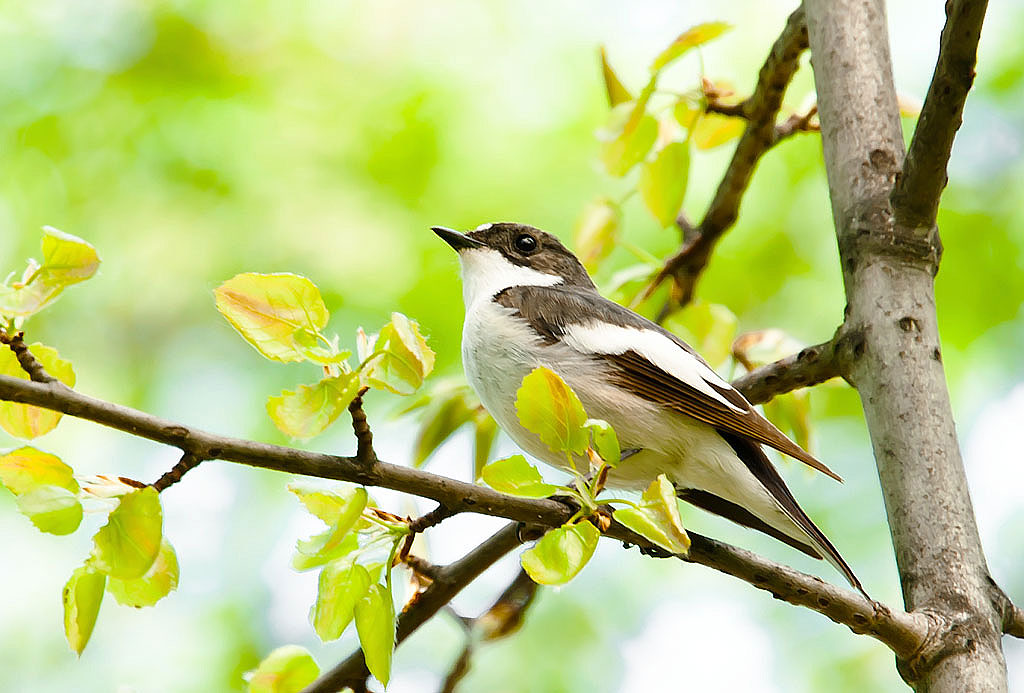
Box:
(599, 104), (658, 178)
(355, 582), (396, 686)
(16, 484), (83, 535)
(248, 645), (320, 693)
(214, 272), (329, 363)
(0, 445), (79, 495)
(311, 562), (373, 641)
(472, 411), (498, 482)
(0, 344), (76, 438)
(363, 313), (435, 395)
(614, 474), (690, 554)
(574, 197), (621, 272)
(292, 533), (358, 572)
(63, 563), (105, 655)
(267, 373), (360, 440)
(692, 113), (745, 150)
(0, 227), (100, 319)
(585, 419), (621, 467)
(288, 481), (365, 525)
(521, 522), (600, 585)
(91, 486), (163, 579)
(515, 367), (589, 455)
(639, 141), (690, 228)
(481, 455), (558, 499)
(650, 21), (732, 73)
(663, 301), (738, 369)
(291, 485), (368, 569)
(413, 391), (474, 466)
(107, 540), (179, 608)
(674, 99), (702, 130)
(599, 46), (632, 106)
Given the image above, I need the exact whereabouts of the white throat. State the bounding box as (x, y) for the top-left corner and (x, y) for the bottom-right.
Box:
(458, 248), (562, 308)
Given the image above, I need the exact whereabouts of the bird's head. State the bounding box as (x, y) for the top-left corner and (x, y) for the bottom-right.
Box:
(433, 222), (595, 305)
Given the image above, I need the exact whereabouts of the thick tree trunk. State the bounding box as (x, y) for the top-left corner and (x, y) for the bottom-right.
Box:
(803, 0), (1007, 690)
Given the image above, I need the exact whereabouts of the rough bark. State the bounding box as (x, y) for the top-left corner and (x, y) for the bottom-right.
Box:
(803, 0), (1004, 689)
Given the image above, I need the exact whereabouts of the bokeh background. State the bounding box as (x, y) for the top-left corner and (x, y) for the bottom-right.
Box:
(1, 0), (1022, 691)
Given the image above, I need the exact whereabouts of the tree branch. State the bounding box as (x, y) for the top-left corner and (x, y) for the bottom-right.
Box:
(348, 387), (377, 463)
(890, 0), (988, 233)
(648, 7), (810, 313)
(0, 330), (57, 383)
(731, 337), (842, 405)
(0, 370), (936, 658)
(1003, 603), (1024, 639)
(301, 522), (524, 693)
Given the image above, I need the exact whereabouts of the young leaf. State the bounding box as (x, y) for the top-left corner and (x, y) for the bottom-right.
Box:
(614, 474), (690, 554)
(91, 486), (163, 579)
(413, 391), (474, 466)
(692, 113), (745, 150)
(0, 227), (100, 318)
(214, 272), (329, 363)
(267, 373), (360, 440)
(293, 486), (368, 568)
(363, 313), (435, 395)
(663, 301), (738, 370)
(0, 344), (76, 439)
(248, 645), (320, 693)
(355, 582), (396, 686)
(521, 522), (600, 585)
(639, 141), (690, 228)
(311, 562), (373, 641)
(515, 367), (589, 455)
(472, 411), (498, 481)
(63, 564), (105, 655)
(599, 46), (632, 106)
(288, 481), (365, 526)
(0, 446), (79, 495)
(650, 22), (732, 73)
(292, 533), (358, 572)
(599, 104), (658, 178)
(481, 455), (558, 499)
(585, 419), (621, 467)
(574, 197), (621, 272)
(16, 484), (83, 535)
(107, 540), (179, 608)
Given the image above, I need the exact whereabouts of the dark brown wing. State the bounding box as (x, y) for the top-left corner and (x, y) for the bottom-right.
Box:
(604, 349), (843, 482)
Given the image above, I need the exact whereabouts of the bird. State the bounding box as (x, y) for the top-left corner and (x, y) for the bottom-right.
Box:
(433, 221), (863, 593)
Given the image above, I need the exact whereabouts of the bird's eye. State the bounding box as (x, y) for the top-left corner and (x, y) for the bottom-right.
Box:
(513, 234), (538, 254)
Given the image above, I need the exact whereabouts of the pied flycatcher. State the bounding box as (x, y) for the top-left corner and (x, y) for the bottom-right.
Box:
(434, 221), (862, 592)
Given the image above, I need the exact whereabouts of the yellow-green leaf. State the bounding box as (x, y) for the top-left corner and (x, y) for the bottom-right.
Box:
(311, 562), (373, 641)
(0, 446), (79, 495)
(214, 272), (329, 363)
(515, 367), (589, 455)
(413, 390), (474, 466)
(692, 113), (745, 150)
(639, 141), (690, 228)
(0, 344), (76, 438)
(585, 419), (621, 467)
(363, 313), (435, 395)
(355, 582), (396, 686)
(574, 197), (621, 272)
(63, 563), (105, 655)
(663, 301), (738, 370)
(650, 21), (732, 73)
(615, 474), (690, 554)
(292, 485), (367, 569)
(288, 481), (365, 526)
(91, 486), (163, 579)
(16, 484), (82, 535)
(481, 455), (558, 499)
(107, 540), (179, 608)
(0, 227), (100, 318)
(267, 373), (360, 440)
(521, 522), (600, 585)
(599, 104), (658, 177)
(248, 645), (320, 693)
(599, 46), (632, 106)
(673, 99), (702, 130)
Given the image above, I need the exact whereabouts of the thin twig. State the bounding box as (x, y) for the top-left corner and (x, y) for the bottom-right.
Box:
(890, 0), (988, 233)
(0, 330), (58, 383)
(646, 7), (810, 316)
(1004, 603), (1024, 639)
(348, 387), (376, 463)
(731, 338), (842, 405)
(151, 452), (204, 492)
(301, 523), (524, 693)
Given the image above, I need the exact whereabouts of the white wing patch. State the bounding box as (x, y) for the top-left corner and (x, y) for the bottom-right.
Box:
(458, 248), (562, 309)
(562, 322), (745, 412)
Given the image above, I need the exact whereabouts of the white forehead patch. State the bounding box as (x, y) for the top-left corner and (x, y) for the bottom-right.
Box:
(458, 248), (561, 308)
(474, 223), (494, 232)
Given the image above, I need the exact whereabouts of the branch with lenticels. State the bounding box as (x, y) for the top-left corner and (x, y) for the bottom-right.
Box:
(646, 6), (812, 317)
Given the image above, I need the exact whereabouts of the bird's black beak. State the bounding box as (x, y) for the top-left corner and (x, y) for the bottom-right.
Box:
(432, 226), (486, 252)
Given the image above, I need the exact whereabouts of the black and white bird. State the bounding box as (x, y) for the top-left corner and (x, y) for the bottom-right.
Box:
(433, 221), (862, 592)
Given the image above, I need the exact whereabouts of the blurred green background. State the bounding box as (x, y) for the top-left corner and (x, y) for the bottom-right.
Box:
(1, 0), (1022, 691)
